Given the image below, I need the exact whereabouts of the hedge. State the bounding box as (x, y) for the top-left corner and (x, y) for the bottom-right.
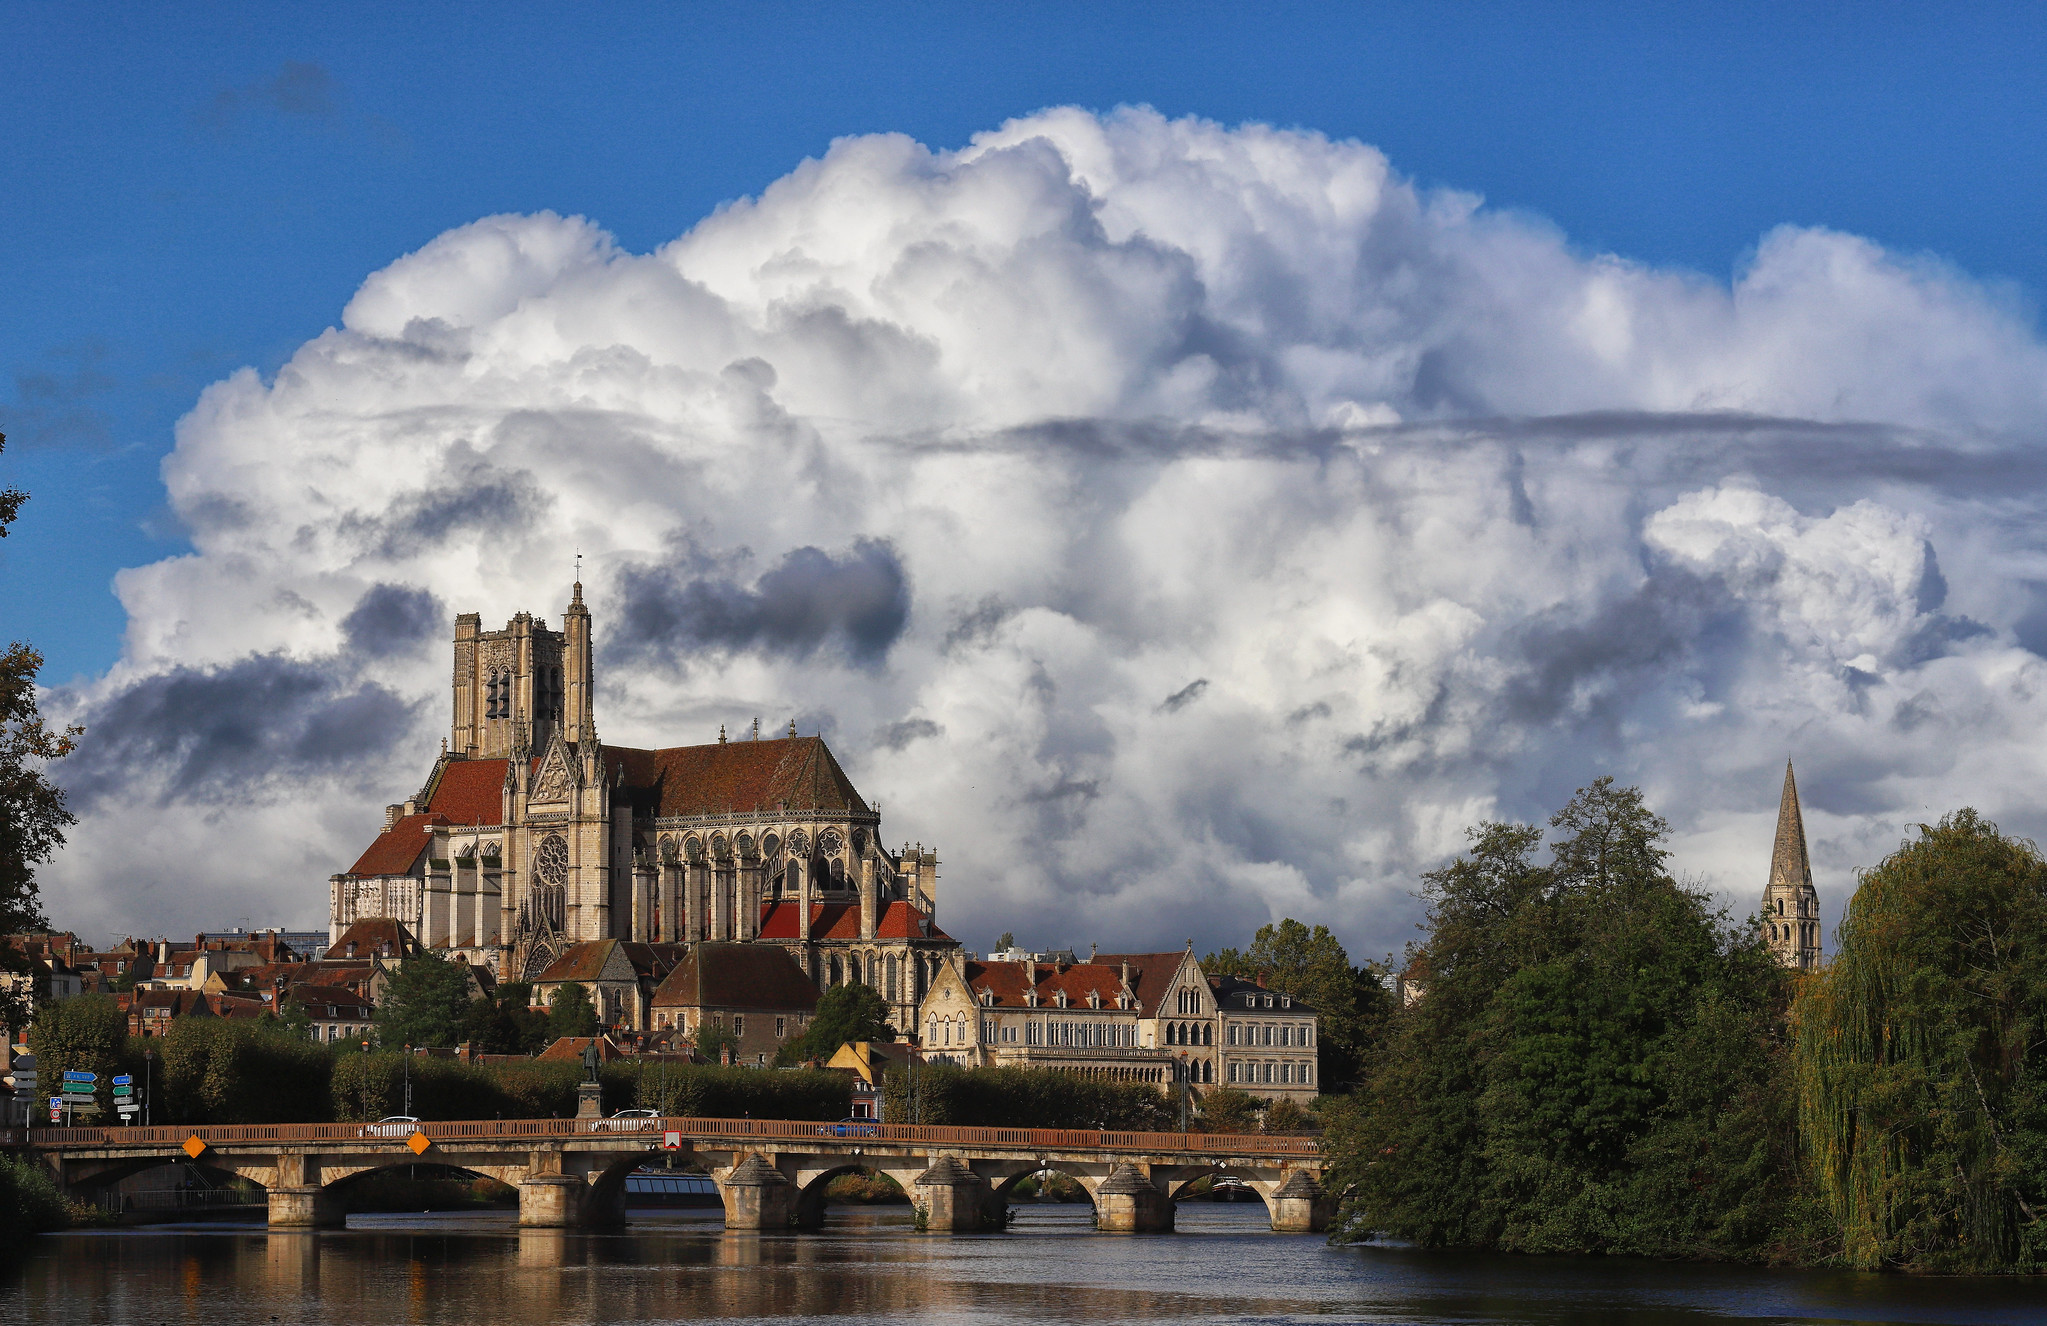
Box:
(881, 1064), (1177, 1130)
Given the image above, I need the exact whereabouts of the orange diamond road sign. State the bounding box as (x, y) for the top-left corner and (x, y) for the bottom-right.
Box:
(182, 1135), (207, 1159)
(406, 1131), (431, 1155)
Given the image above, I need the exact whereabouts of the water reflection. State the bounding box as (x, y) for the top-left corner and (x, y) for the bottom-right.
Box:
(2, 1205), (2041, 1325)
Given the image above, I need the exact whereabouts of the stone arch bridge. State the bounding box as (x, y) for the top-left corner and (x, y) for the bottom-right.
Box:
(11, 1117), (1330, 1234)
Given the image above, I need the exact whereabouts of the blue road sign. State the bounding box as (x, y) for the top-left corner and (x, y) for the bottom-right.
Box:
(63, 1070), (96, 1083)
(113, 1075), (132, 1085)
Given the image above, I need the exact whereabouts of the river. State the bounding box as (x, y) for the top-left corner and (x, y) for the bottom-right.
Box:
(2, 1203), (2039, 1325)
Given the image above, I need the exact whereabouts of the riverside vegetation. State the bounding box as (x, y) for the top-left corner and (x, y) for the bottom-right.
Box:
(1320, 781), (2047, 1273)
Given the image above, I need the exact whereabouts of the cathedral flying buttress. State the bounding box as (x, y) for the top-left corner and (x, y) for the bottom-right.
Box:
(329, 581), (958, 1032)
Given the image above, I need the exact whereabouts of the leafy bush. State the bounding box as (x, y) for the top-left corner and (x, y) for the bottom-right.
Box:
(1198, 1086), (1263, 1133)
(882, 1063), (1175, 1130)
(158, 1017), (333, 1124)
(1261, 1098), (1316, 1134)
(774, 983), (894, 1065)
(0, 1156), (69, 1249)
(27, 993), (128, 1118)
(633, 1062), (847, 1119)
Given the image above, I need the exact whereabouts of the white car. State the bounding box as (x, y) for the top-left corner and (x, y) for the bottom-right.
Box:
(360, 1115), (421, 1138)
(590, 1109), (659, 1132)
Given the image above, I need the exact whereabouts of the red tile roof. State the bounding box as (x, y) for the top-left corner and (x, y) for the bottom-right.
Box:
(608, 735), (868, 818)
(754, 899), (950, 942)
(346, 812), (445, 877)
(536, 1035), (626, 1063)
(963, 959), (1134, 1010)
(650, 942), (819, 1012)
(324, 918), (421, 961)
(424, 758), (510, 825)
(1088, 952), (1192, 1018)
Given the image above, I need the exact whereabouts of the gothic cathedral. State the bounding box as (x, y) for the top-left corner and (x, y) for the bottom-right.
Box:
(329, 583), (956, 1030)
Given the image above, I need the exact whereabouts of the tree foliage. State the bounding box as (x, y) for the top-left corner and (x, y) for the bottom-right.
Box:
(1204, 917), (1391, 1090)
(27, 993), (127, 1117)
(1325, 778), (1819, 1260)
(545, 982), (599, 1041)
(883, 1062), (1175, 1130)
(460, 980), (551, 1054)
(158, 1016), (332, 1124)
(1795, 810), (2047, 1271)
(775, 982), (894, 1065)
(374, 952), (475, 1048)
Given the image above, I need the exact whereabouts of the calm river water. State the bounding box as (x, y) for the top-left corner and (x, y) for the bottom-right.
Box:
(2, 1204), (2040, 1326)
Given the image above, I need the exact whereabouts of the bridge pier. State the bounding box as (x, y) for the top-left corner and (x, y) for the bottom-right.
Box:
(1268, 1170), (1333, 1234)
(266, 1150), (345, 1229)
(913, 1156), (992, 1233)
(519, 1175), (595, 1228)
(1093, 1164), (1174, 1233)
(268, 1185), (346, 1229)
(719, 1153), (798, 1231)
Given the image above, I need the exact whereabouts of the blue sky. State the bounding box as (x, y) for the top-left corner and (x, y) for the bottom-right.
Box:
(6, 2), (2046, 683)
(17, 4), (2047, 948)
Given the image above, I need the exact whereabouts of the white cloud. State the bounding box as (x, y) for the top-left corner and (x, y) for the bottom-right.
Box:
(45, 106), (2047, 962)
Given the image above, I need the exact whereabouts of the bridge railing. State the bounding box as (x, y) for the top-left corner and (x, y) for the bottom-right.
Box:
(23, 1115), (1321, 1158)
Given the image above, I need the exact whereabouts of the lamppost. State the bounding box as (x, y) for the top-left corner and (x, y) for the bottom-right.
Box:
(1176, 1052), (1189, 1133)
(143, 1048), (154, 1127)
(403, 1043), (413, 1118)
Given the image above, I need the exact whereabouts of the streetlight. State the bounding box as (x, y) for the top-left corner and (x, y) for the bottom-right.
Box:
(143, 1048), (154, 1127)
(403, 1043), (414, 1118)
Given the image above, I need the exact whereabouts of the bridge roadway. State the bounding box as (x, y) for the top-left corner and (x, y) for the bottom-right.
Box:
(13, 1117), (1331, 1234)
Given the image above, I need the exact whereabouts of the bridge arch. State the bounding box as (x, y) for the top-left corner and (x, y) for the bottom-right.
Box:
(790, 1161), (913, 1228)
(1161, 1163), (1275, 1215)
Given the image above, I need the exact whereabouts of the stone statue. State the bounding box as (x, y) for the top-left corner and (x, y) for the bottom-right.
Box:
(582, 1040), (600, 1083)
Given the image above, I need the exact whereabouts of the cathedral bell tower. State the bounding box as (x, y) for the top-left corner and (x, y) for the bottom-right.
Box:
(1762, 760), (1823, 970)
(451, 610), (567, 759)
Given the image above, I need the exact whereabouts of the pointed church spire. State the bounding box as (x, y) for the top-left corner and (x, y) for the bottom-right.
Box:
(562, 580), (596, 746)
(1770, 760), (1812, 892)
(1763, 760), (1822, 970)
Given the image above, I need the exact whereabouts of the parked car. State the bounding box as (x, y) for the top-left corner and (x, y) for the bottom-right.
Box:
(360, 1115), (420, 1138)
(817, 1117), (879, 1138)
(591, 1108), (660, 1132)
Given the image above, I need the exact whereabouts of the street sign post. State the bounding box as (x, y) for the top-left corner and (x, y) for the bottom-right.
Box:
(63, 1070), (96, 1083)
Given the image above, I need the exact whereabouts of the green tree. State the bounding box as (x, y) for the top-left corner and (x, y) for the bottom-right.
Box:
(1797, 810), (2047, 1271)
(1197, 1085), (1263, 1133)
(1204, 918), (1391, 1090)
(693, 1023), (742, 1063)
(461, 980), (551, 1055)
(1325, 777), (1813, 1260)
(775, 983), (895, 1065)
(374, 952), (474, 1048)
(0, 433), (80, 1032)
(546, 982), (599, 1041)
(27, 993), (127, 1119)
(159, 1017), (333, 1124)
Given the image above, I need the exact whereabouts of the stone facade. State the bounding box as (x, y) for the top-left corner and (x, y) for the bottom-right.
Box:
(329, 584), (958, 1032)
(915, 948), (1320, 1103)
(1762, 760), (1823, 970)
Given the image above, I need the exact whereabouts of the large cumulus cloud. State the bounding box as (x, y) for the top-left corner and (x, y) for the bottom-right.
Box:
(45, 106), (2047, 956)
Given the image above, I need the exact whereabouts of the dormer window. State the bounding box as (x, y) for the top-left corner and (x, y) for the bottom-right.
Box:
(1088, 989), (1100, 1009)
(1054, 989), (1068, 1008)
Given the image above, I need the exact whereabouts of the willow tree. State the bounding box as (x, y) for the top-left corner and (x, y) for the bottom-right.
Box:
(1797, 810), (2047, 1271)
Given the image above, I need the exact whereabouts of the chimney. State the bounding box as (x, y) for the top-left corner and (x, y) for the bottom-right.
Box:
(385, 804), (402, 829)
